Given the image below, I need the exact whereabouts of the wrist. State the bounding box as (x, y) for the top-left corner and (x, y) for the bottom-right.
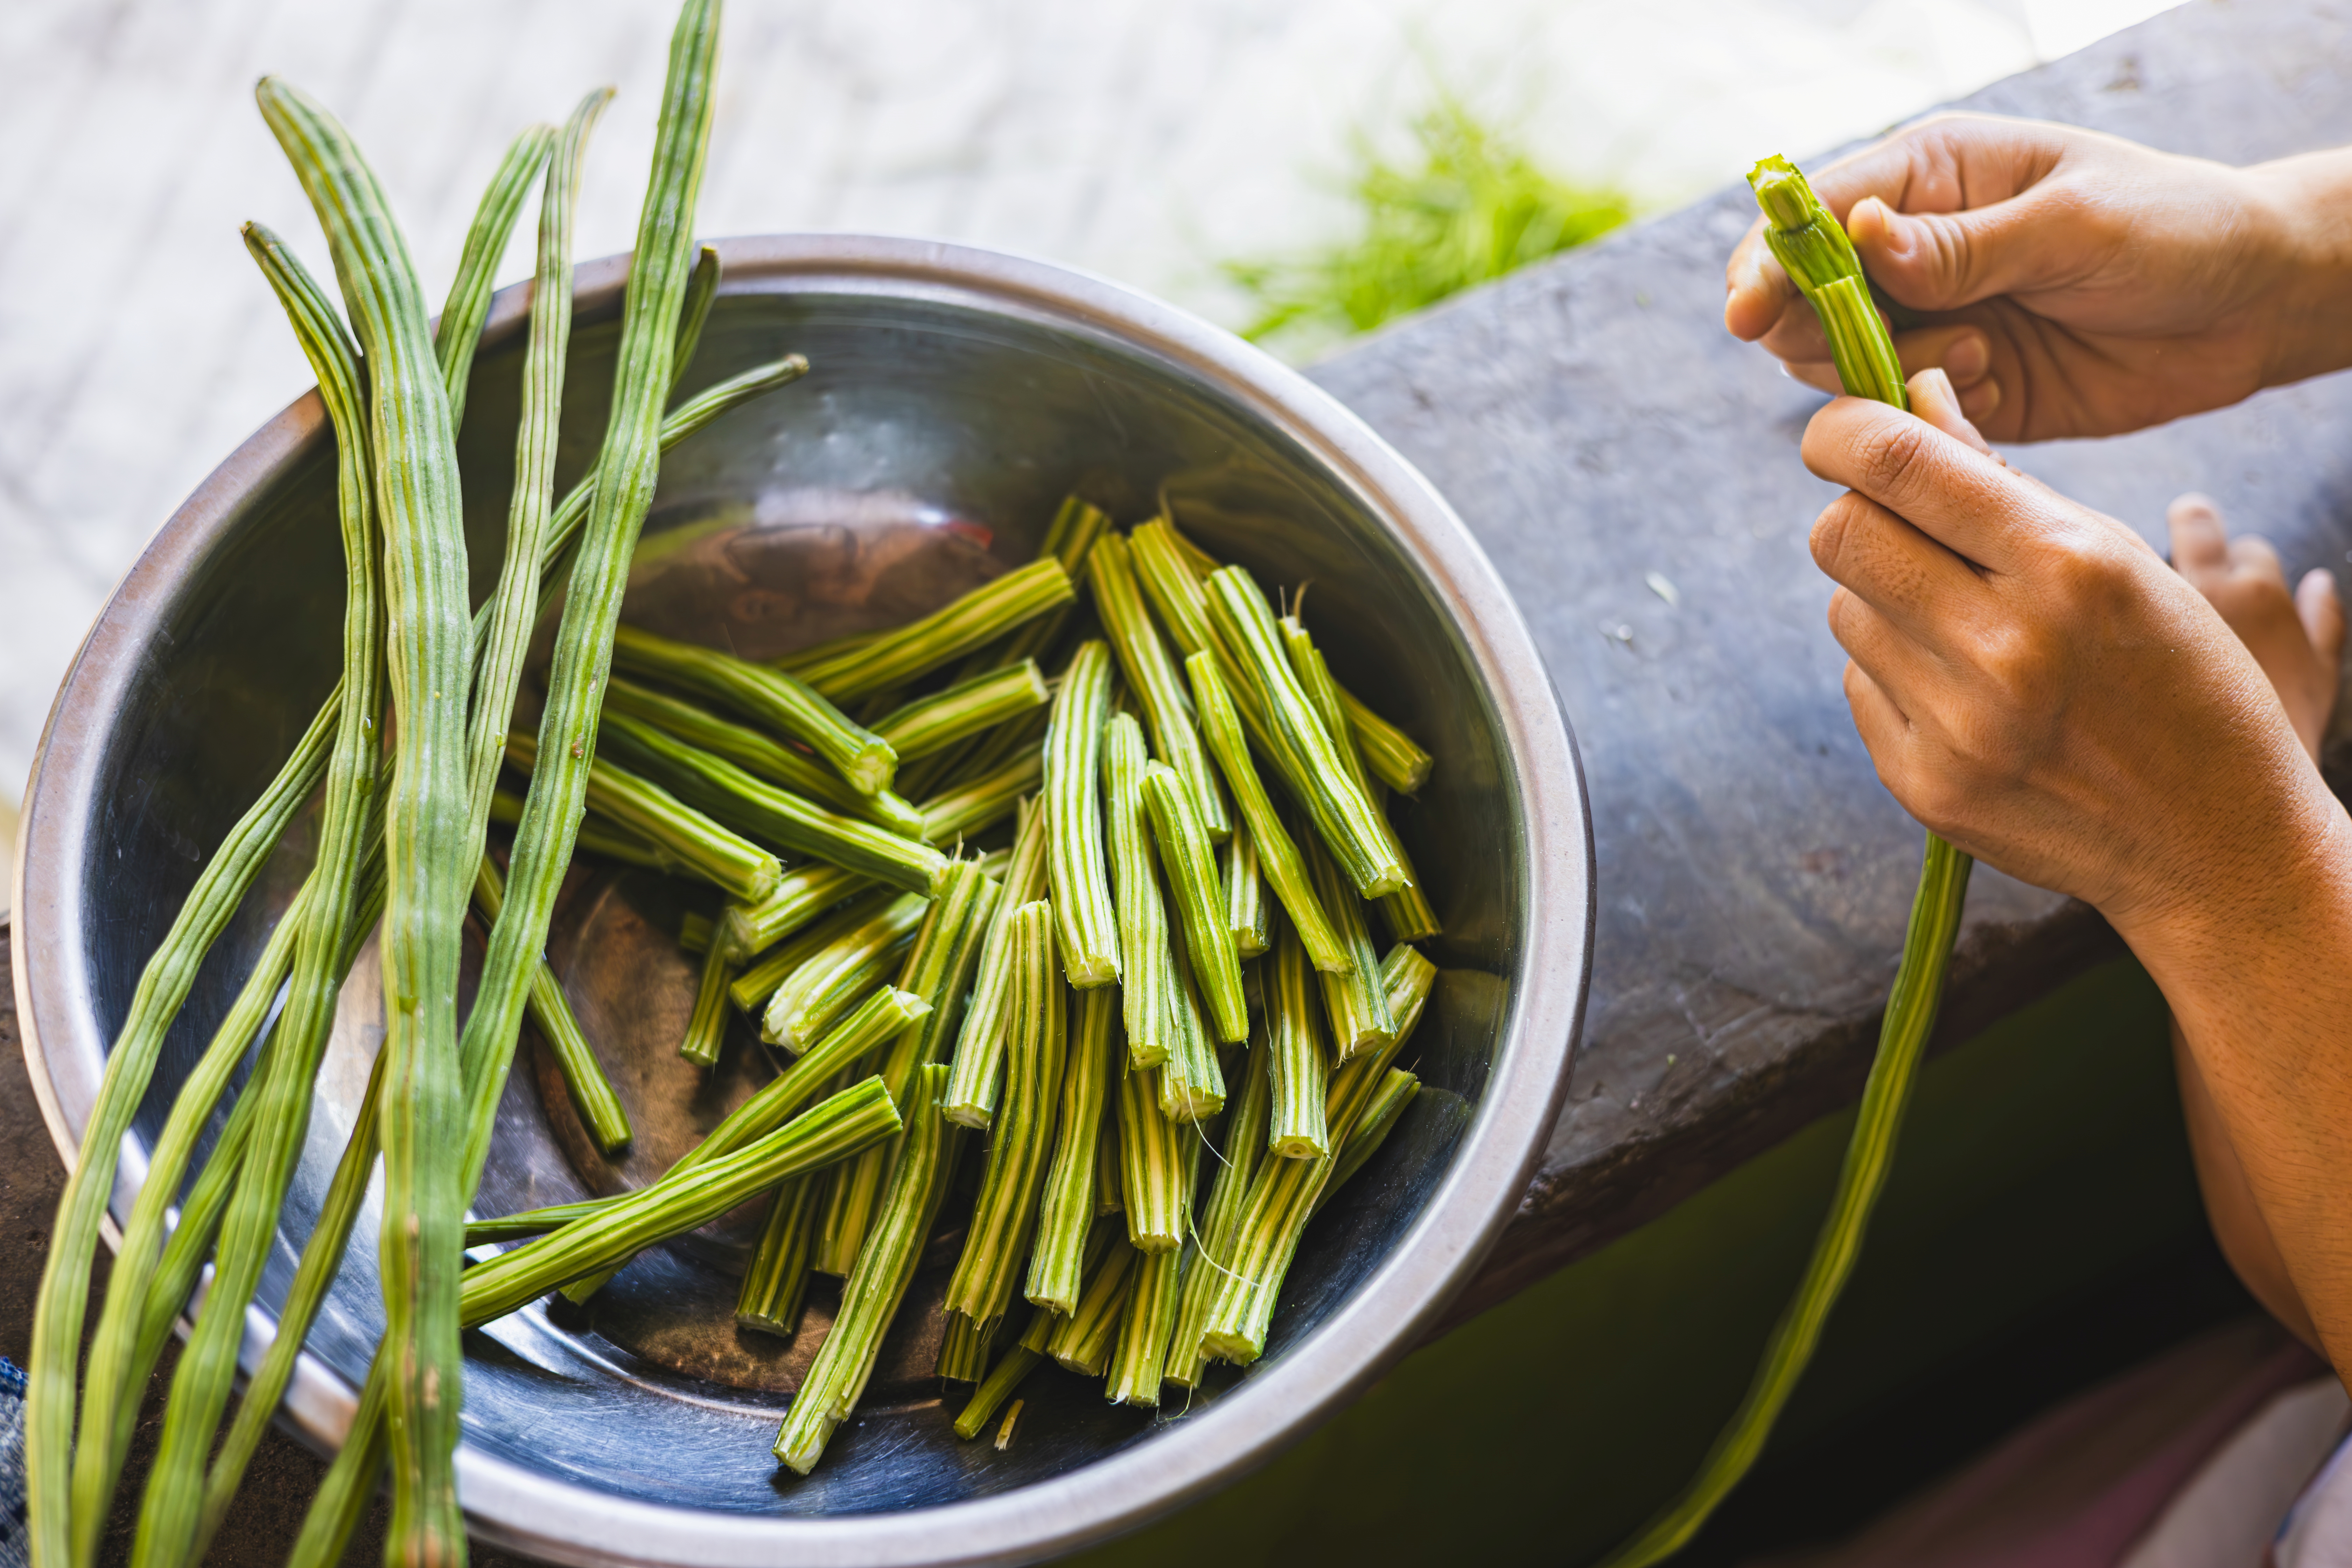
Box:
(2244, 148), (2352, 386)
(2107, 763), (2352, 1023)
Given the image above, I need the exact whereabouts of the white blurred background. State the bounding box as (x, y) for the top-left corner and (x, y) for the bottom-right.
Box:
(0, 0), (2177, 911)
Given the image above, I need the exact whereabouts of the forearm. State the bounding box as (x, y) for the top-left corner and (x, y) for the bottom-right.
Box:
(2248, 145), (2352, 388)
(2118, 781), (2352, 1369)
(2170, 1017), (2321, 1350)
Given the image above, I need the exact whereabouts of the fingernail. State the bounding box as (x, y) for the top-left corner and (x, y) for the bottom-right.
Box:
(1918, 366), (1958, 405)
(1944, 331), (1989, 383)
(1960, 375), (2002, 422)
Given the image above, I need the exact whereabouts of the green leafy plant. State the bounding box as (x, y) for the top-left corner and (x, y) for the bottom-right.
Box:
(1225, 97), (1630, 354)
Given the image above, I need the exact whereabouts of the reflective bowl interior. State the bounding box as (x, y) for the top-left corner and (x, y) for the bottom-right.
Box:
(76, 270), (1528, 1525)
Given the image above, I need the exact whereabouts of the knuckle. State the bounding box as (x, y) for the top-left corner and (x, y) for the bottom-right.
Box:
(1809, 496), (1861, 576)
(1858, 416), (1935, 503)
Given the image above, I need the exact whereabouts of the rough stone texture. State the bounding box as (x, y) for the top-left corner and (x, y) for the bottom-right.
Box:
(1306, 0), (2352, 1329)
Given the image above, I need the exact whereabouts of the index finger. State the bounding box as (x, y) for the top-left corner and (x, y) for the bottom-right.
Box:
(1804, 112), (2069, 226)
(1800, 396), (2048, 576)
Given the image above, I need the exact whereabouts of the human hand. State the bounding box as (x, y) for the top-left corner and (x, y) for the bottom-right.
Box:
(1728, 114), (2352, 443)
(2168, 495), (2343, 760)
(1803, 368), (2335, 934)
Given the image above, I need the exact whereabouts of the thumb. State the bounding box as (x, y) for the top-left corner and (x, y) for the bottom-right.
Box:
(1847, 190), (2071, 312)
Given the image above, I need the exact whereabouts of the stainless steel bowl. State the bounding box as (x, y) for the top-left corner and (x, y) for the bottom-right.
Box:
(12, 236), (1593, 1567)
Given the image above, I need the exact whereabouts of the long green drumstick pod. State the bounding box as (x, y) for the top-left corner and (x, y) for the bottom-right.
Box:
(433, 124), (554, 434)
(596, 708), (946, 894)
(1184, 651), (1350, 972)
(612, 622), (898, 796)
(1266, 918), (1330, 1158)
(463, 89), (610, 852)
(784, 556), (1076, 700)
(295, 44), (746, 1546)
(1089, 532), (1230, 840)
(1167, 1039), (1272, 1388)
(1142, 762), (1246, 1043)
(736, 1174), (821, 1337)
(1106, 1244), (1184, 1406)
(1027, 988), (1119, 1312)
(763, 895), (929, 1052)
(473, 854), (633, 1149)
(29, 368), (796, 1494)
(945, 902), (1067, 1321)
(1281, 618), (1439, 942)
(1118, 1062), (1189, 1252)
(601, 674), (925, 838)
(1226, 819), (1268, 958)
(462, 1080), (902, 1326)
(1306, 833), (1397, 1060)
(1101, 713), (1177, 1068)
(873, 660), (1049, 761)
(1593, 160), (1970, 1568)
(61, 223), (393, 1559)
(254, 74), (480, 1561)
(1203, 568), (1407, 898)
(436, 5), (724, 1545)
(1156, 940), (1226, 1124)
(117, 215), (390, 1568)
(1045, 641), (1121, 985)
(774, 1065), (966, 1474)
(1048, 1236), (1140, 1376)
(505, 729), (781, 903)
(26, 700), (336, 1568)
(944, 798), (1051, 1127)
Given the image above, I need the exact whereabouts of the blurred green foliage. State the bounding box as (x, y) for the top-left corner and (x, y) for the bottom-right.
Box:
(1225, 96), (1631, 357)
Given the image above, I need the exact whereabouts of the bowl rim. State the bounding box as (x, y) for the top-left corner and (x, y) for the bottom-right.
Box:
(11, 231), (1594, 1568)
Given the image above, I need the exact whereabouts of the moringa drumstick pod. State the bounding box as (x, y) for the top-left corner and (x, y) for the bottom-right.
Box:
(1597, 158), (1975, 1568)
(1089, 531), (1230, 840)
(1101, 713), (1178, 1067)
(1045, 642), (1121, 986)
(944, 799), (1052, 1127)
(612, 622), (899, 796)
(602, 674), (926, 838)
(785, 557), (1077, 700)
(1185, 651), (1350, 972)
(597, 709), (947, 895)
(774, 1066), (967, 1474)
(945, 903), (1067, 1323)
(1142, 761), (1246, 1043)
(1026, 988), (1120, 1313)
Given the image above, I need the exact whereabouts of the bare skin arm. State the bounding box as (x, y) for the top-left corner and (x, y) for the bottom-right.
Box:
(2164, 492), (2343, 1352)
(1803, 373), (2352, 1377)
